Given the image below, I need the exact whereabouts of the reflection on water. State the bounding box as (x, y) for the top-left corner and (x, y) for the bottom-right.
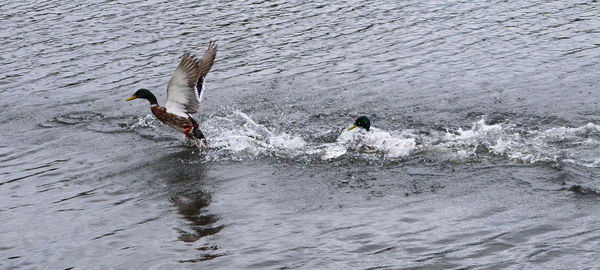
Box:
(171, 190), (222, 243)
(171, 191), (225, 262)
(156, 151), (226, 261)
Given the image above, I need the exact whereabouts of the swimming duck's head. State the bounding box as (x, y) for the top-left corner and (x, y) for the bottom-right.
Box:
(348, 116), (370, 131)
(126, 89), (157, 105)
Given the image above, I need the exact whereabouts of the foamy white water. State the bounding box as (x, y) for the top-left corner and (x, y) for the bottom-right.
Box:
(131, 112), (599, 169)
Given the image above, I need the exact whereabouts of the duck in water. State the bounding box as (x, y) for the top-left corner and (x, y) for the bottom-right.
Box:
(126, 41), (217, 147)
(348, 116), (371, 131)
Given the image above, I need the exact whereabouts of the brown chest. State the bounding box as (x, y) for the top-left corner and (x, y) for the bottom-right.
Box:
(150, 105), (192, 133)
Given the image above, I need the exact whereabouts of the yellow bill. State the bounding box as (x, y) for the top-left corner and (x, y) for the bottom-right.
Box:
(348, 124), (357, 130)
(125, 95), (137, 101)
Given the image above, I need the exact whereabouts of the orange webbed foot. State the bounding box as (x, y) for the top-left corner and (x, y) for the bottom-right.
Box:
(183, 124), (193, 138)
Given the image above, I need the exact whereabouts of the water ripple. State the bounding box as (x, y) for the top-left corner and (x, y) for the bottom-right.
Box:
(1, 0), (600, 269)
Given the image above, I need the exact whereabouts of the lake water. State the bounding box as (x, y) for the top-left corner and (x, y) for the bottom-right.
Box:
(2, 0), (600, 269)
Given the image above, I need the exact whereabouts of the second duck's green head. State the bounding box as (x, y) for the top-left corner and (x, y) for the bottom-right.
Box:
(348, 116), (370, 131)
(126, 88), (157, 105)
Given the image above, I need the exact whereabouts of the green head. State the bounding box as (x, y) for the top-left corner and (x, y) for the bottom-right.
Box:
(126, 89), (157, 105)
(348, 116), (370, 131)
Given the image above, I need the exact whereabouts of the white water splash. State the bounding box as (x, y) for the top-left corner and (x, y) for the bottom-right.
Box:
(539, 123), (600, 143)
(201, 113), (599, 166)
(321, 127), (417, 160)
(131, 114), (158, 129)
(444, 118), (503, 141)
(129, 111), (600, 167)
(431, 118), (600, 165)
(201, 111), (307, 159)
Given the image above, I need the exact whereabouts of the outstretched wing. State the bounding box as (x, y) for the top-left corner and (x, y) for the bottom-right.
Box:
(165, 40), (217, 117)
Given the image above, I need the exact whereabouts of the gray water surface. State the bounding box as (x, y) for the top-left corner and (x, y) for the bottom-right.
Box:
(2, 0), (600, 269)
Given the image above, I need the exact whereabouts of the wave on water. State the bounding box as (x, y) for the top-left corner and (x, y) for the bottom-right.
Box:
(127, 111), (600, 167)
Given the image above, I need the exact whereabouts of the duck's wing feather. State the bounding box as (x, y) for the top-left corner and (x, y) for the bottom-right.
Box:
(165, 41), (217, 117)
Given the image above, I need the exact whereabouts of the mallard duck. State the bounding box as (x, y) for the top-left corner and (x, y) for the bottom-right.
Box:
(348, 116), (370, 131)
(126, 41), (217, 147)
